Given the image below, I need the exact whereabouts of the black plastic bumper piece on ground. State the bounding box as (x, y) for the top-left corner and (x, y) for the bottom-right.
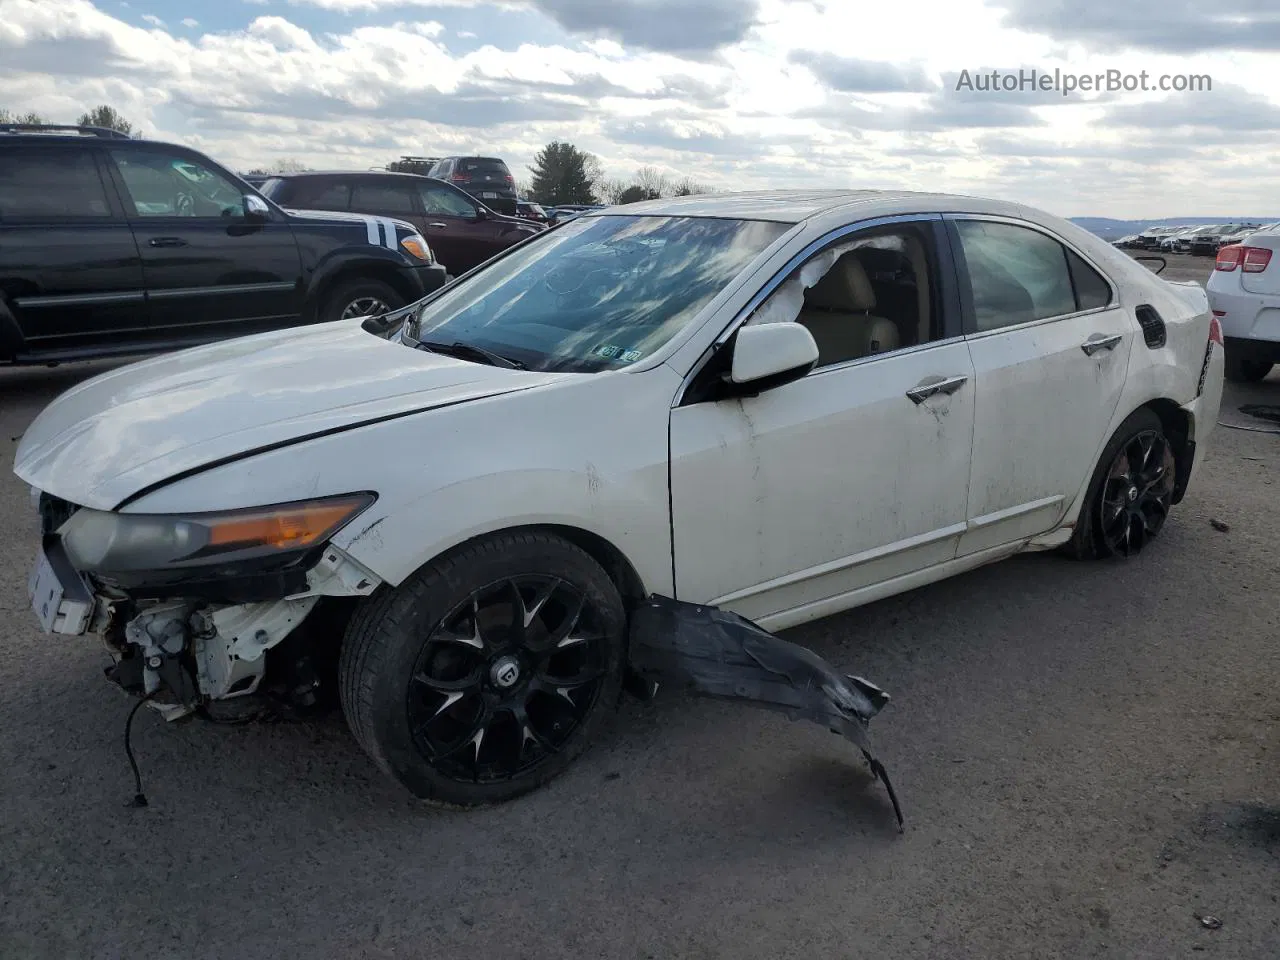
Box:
(628, 595), (903, 831)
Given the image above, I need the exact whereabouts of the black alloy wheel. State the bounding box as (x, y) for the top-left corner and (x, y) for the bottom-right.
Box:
(406, 576), (609, 784)
(1097, 428), (1176, 558)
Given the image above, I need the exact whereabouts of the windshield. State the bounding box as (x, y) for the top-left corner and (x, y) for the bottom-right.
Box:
(403, 214), (789, 372)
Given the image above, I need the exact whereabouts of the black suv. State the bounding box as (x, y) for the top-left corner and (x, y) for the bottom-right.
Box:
(425, 156), (518, 215)
(0, 125), (447, 365)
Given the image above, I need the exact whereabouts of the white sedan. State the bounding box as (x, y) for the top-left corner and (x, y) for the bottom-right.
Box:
(15, 190), (1224, 806)
(1206, 224), (1280, 382)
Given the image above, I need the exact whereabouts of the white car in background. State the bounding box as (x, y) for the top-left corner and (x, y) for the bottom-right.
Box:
(15, 190), (1224, 807)
(1207, 223), (1280, 381)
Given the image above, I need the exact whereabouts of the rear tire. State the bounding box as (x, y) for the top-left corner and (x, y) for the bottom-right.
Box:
(320, 277), (404, 325)
(1064, 408), (1176, 560)
(339, 531), (626, 807)
(1224, 347), (1273, 383)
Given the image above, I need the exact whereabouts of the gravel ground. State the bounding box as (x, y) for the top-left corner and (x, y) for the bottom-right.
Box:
(2, 254), (1277, 959)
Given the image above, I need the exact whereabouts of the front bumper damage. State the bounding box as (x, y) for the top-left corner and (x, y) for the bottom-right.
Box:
(629, 595), (903, 830)
(50, 541), (382, 721)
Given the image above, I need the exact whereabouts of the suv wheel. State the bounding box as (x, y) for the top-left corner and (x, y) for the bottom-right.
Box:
(322, 278), (404, 325)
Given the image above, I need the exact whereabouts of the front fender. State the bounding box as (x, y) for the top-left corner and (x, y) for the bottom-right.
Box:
(122, 366), (682, 598)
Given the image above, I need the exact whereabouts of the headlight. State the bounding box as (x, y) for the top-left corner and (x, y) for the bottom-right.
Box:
(401, 234), (433, 262)
(60, 494), (375, 573)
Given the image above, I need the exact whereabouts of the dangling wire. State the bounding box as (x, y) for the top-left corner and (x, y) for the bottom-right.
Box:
(123, 693), (154, 808)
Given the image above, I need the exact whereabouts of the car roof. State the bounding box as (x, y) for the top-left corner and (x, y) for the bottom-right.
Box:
(265, 170), (430, 180)
(584, 189), (1039, 224)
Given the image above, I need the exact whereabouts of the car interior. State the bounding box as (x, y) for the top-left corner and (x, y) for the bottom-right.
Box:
(792, 231), (937, 367)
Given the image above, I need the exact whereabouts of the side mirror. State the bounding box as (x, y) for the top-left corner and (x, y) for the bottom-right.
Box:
(473, 206), (489, 221)
(244, 194), (270, 222)
(729, 322), (819, 390)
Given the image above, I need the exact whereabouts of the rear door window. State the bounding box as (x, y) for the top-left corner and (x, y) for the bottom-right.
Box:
(0, 147), (113, 219)
(292, 180), (351, 210)
(350, 181), (417, 215)
(954, 220), (1077, 331)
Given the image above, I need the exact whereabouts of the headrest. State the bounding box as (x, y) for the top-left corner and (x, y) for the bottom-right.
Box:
(805, 253), (877, 311)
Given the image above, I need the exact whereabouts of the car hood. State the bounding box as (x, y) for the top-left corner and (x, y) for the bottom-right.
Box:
(14, 322), (572, 511)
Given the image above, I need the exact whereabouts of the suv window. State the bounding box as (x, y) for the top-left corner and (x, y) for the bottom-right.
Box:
(745, 223), (942, 369)
(0, 147), (111, 219)
(350, 181), (417, 215)
(418, 182), (477, 218)
(954, 220), (1077, 331)
(458, 157), (510, 177)
(111, 149), (246, 218)
(287, 179), (351, 210)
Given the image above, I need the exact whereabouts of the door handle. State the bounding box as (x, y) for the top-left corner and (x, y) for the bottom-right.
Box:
(1080, 333), (1123, 356)
(906, 374), (968, 404)
(148, 237), (187, 248)
(427, 222), (448, 229)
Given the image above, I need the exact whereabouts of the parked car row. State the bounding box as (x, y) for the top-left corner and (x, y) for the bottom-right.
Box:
(257, 170), (545, 277)
(1115, 222), (1275, 256)
(0, 124), (447, 365)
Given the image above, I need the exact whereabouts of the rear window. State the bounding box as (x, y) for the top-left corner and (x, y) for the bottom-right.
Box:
(0, 147), (111, 219)
(458, 158), (510, 176)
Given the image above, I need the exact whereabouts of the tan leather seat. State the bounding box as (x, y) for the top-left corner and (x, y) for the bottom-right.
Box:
(798, 254), (900, 366)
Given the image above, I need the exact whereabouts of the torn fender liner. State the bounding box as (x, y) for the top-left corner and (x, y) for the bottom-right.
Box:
(629, 595), (903, 830)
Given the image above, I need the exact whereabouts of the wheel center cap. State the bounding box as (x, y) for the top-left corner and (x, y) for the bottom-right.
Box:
(1127, 485), (1139, 502)
(491, 656), (521, 689)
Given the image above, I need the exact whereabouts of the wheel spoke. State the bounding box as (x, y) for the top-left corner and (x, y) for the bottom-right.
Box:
(412, 670), (480, 694)
(431, 599), (485, 650)
(510, 700), (560, 757)
(521, 578), (560, 630)
(431, 713), (489, 762)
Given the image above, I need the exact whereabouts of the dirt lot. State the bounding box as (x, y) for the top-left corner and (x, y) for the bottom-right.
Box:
(1, 253), (1277, 959)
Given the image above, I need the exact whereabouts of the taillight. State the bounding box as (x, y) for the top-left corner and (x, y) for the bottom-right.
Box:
(1215, 245), (1242, 271)
(451, 174), (470, 183)
(504, 175), (514, 183)
(1208, 316), (1224, 346)
(1242, 246), (1273, 273)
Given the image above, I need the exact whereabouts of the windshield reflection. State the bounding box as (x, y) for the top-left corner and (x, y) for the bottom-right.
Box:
(405, 215), (789, 372)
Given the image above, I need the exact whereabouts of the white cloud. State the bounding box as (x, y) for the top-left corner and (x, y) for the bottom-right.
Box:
(181, 17), (198, 27)
(141, 12), (163, 26)
(0, 0), (1278, 216)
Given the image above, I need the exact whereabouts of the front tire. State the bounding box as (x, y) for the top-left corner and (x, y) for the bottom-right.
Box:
(1224, 347), (1273, 383)
(320, 277), (404, 325)
(1065, 409), (1177, 560)
(339, 532), (626, 806)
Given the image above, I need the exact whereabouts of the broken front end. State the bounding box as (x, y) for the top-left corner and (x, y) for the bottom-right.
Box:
(30, 491), (383, 721)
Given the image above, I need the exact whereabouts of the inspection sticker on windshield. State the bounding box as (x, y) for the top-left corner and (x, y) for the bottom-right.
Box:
(595, 344), (644, 363)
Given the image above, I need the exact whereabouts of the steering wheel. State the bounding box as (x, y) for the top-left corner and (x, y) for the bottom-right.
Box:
(175, 192), (195, 217)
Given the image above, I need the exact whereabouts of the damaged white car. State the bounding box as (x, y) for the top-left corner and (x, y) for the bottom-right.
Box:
(17, 190), (1224, 808)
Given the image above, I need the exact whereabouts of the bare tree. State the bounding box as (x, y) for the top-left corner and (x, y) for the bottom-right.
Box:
(0, 108), (48, 125)
(673, 176), (709, 196)
(633, 165), (672, 198)
(594, 177), (629, 205)
(514, 177), (532, 199)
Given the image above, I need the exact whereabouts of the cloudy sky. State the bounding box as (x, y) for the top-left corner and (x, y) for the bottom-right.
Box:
(2, 0), (1278, 218)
